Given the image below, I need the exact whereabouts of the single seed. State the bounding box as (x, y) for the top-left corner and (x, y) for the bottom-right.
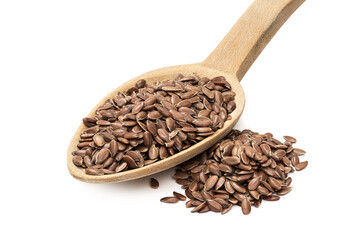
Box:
(241, 198), (251, 215)
(248, 177), (261, 191)
(293, 148), (306, 155)
(160, 197), (179, 203)
(221, 156), (240, 165)
(93, 134), (105, 147)
(263, 195), (280, 201)
(173, 191), (186, 201)
(72, 156), (83, 166)
(276, 187), (293, 195)
(207, 200), (223, 212)
(205, 175), (218, 191)
(150, 178), (159, 189)
(85, 168), (103, 175)
(283, 135), (297, 143)
(295, 161), (308, 171)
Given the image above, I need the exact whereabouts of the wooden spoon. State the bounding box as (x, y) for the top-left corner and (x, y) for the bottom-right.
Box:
(67, 0), (305, 183)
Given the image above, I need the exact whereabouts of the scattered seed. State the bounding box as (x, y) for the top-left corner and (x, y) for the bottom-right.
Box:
(160, 197), (179, 203)
(150, 178), (159, 189)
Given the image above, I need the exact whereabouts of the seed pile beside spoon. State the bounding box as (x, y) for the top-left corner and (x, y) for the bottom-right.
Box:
(161, 129), (308, 215)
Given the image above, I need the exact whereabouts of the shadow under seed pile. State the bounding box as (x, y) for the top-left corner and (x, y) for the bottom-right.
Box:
(162, 129), (308, 215)
(72, 74), (236, 175)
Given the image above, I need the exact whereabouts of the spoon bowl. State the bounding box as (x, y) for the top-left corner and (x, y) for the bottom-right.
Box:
(67, 0), (305, 183)
(68, 64), (245, 183)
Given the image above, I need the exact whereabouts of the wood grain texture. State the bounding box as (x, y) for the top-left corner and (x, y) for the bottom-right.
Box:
(203, 0), (305, 81)
(67, 0), (304, 183)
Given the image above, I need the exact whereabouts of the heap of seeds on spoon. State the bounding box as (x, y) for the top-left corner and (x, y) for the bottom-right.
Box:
(72, 74), (236, 175)
(161, 129), (308, 215)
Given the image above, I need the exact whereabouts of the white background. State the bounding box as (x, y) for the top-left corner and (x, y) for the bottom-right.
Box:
(1, 0), (359, 239)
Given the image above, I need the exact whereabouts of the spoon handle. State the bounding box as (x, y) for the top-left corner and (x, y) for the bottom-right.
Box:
(202, 0), (305, 81)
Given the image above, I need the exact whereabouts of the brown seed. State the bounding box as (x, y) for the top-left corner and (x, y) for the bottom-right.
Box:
(295, 161), (308, 171)
(185, 200), (193, 208)
(257, 185), (270, 195)
(159, 146), (169, 159)
(205, 175), (218, 191)
(83, 155), (92, 168)
(147, 111), (162, 120)
(122, 155), (137, 168)
(221, 204), (233, 215)
(115, 162), (127, 172)
(182, 127), (197, 132)
(227, 101), (236, 113)
(150, 178), (159, 189)
(170, 110), (185, 121)
(124, 132), (139, 139)
(146, 120), (158, 136)
(109, 140), (118, 157)
(85, 168), (103, 175)
(283, 135), (297, 143)
(224, 180), (235, 194)
(143, 132), (153, 147)
(262, 167), (282, 179)
(177, 100), (192, 108)
(218, 164), (233, 173)
(276, 187), (293, 195)
(103, 157), (114, 168)
(132, 101), (144, 114)
(282, 156), (291, 166)
(173, 171), (189, 180)
(72, 156), (83, 167)
(160, 197), (179, 204)
(249, 190), (260, 200)
(192, 191), (204, 201)
(191, 201), (207, 213)
(173, 191), (186, 201)
(245, 146), (256, 158)
(263, 195), (280, 201)
(148, 145), (159, 160)
(135, 79), (146, 88)
(241, 198), (251, 215)
(248, 177), (261, 191)
(207, 199), (223, 212)
(284, 177), (292, 187)
(268, 177), (282, 190)
(165, 117), (175, 132)
(157, 129), (170, 142)
(189, 181), (199, 192)
(221, 156), (240, 165)
(260, 143), (272, 156)
(93, 134), (105, 147)
(83, 117), (97, 127)
(102, 169), (115, 174)
(291, 155), (300, 166)
(293, 148), (306, 155)
(176, 179), (192, 186)
(230, 181), (247, 193)
(96, 148), (110, 164)
(274, 149), (286, 160)
(144, 96), (157, 106)
(215, 176), (226, 190)
(193, 118), (212, 127)
(121, 120), (137, 127)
